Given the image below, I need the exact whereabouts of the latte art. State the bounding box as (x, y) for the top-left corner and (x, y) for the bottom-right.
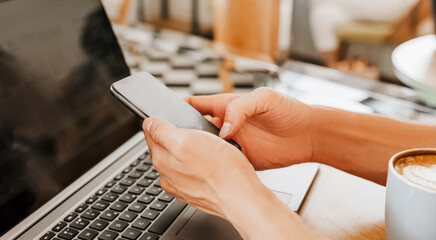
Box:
(401, 165), (436, 191)
(395, 154), (436, 192)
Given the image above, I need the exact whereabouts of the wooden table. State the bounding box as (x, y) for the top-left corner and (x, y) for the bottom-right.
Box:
(299, 164), (386, 239)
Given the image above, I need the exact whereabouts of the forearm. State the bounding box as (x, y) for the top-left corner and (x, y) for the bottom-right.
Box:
(312, 106), (436, 185)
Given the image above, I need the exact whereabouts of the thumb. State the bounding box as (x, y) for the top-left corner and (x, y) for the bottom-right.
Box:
(219, 87), (275, 139)
(143, 118), (177, 147)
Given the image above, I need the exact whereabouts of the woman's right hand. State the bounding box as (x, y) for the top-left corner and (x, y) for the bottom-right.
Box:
(185, 87), (316, 170)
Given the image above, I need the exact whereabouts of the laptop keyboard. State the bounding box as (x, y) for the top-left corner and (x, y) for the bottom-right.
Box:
(40, 151), (187, 240)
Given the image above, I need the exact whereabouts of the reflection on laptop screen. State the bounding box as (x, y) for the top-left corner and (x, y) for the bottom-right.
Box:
(0, 0), (139, 234)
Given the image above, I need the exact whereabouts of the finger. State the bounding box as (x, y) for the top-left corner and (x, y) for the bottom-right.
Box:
(142, 118), (179, 149)
(143, 130), (157, 158)
(143, 134), (172, 171)
(210, 117), (223, 128)
(184, 94), (240, 118)
(219, 87), (278, 139)
(200, 114), (223, 130)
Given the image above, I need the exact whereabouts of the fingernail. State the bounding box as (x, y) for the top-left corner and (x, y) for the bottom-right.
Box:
(219, 122), (232, 138)
(146, 119), (153, 133)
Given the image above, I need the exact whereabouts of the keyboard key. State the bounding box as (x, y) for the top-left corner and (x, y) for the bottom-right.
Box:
(128, 202), (146, 213)
(52, 221), (67, 232)
(64, 212), (78, 222)
(137, 194), (154, 204)
(135, 165), (151, 172)
(75, 203), (88, 213)
(105, 181), (116, 188)
(82, 209), (100, 220)
(95, 188), (107, 196)
(144, 172), (159, 180)
(86, 196), (98, 204)
(128, 171), (143, 179)
(153, 179), (161, 188)
(77, 229), (98, 240)
(52, 238), (62, 240)
(130, 160), (140, 167)
(119, 211), (137, 222)
(141, 209), (159, 220)
(122, 167), (133, 174)
(148, 200), (187, 235)
(120, 178), (135, 186)
(92, 201), (110, 211)
(143, 156), (152, 165)
(98, 230), (118, 240)
(101, 210), (119, 221)
(158, 193), (174, 202)
(138, 153), (148, 160)
(101, 193), (118, 202)
(120, 193), (136, 203)
(121, 228), (141, 240)
(89, 219), (109, 231)
(113, 174), (124, 181)
(137, 179), (153, 187)
(70, 218), (90, 230)
(139, 232), (159, 240)
(150, 201), (167, 211)
(58, 227), (79, 240)
(131, 218), (150, 230)
(146, 187), (162, 196)
(111, 185), (127, 194)
(40, 231), (55, 240)
(108, 220), (128, 232)
(110, 201), (128, 212)
(128, 186), (144, 195)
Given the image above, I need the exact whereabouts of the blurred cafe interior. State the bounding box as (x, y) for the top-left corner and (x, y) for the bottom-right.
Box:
(103, 0), (436, 122)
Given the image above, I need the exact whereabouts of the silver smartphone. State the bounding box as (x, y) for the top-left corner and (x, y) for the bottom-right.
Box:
(110, 71), (240, 150)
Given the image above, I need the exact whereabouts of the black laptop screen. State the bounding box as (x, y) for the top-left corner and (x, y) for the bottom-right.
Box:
(0, 0), (140, 235)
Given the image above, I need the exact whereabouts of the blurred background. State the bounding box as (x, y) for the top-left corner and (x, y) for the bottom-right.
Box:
(102, 0), (435, 82)
(99, 0), (436, 123)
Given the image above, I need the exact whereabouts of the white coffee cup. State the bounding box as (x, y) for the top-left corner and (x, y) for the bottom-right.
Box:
(385, 148), (436, 240)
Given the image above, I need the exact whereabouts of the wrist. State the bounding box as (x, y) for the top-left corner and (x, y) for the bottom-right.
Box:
(217, 169), (270, 237)
(216, 170), (301, 239)
(310, 106), (327, 164)
(213, 158), (322, 240)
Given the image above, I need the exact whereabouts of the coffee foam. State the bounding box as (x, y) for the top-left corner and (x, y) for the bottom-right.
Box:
(395, 155), (436, 192)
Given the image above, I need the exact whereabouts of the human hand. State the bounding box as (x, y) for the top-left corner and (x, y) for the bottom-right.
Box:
(142, 117), (268, 219)
(185, 87), (315, 170)
(142, 116), (323, 240)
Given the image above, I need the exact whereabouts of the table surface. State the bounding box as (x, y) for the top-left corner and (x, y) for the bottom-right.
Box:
(299, 164), (386, 239)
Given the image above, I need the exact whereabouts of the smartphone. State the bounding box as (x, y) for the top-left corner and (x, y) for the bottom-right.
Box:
(110, 71), (241, 150)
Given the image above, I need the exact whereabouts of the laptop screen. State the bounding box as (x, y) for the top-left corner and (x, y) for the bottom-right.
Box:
(0, 0), (140, 235)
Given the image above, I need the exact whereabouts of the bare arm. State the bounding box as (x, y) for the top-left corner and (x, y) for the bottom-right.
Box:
(312, 107), (436, 185)
(186, 88), (436, 185)
(142, 117), (325, 240)
(147, 88), (436, 239)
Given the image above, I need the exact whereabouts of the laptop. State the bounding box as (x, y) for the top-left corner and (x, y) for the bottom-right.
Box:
(0, 0), (319, 239)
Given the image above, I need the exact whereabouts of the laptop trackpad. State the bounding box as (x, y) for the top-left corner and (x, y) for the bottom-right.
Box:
(176, 210), (243, 240)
